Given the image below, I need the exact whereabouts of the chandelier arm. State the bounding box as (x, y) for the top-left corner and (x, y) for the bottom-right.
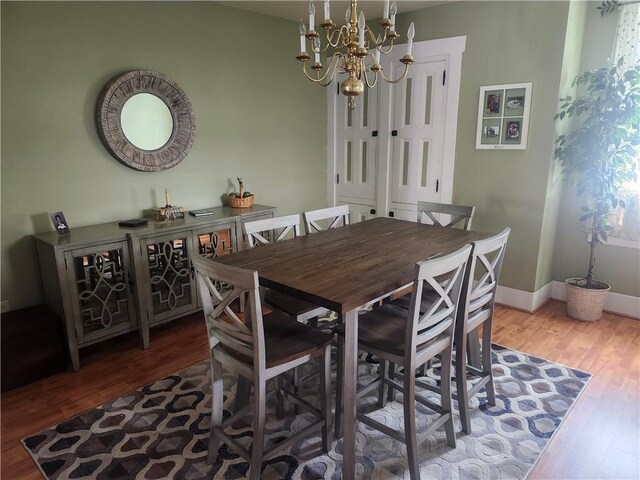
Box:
(301, 52), (343, 85)
(364, 25), (386, 48)
(326, 27), (348, 48)
(363, 68), (379, 89)
(376, 41), (395, 55)
(316, 39), (334, 55)
(378, 27), (391, 45)
(378, 62), (410, 84)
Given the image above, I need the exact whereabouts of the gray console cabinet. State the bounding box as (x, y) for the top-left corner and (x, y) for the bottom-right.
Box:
(33, 205), (276, 371)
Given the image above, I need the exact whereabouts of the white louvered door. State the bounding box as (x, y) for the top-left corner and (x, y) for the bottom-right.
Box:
(328, 37), (466, 223)
(335, 86), (378, 222)
(388, 60), (446, 221)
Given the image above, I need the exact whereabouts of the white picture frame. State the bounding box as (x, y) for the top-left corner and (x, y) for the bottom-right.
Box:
(475, 82), (533, 150)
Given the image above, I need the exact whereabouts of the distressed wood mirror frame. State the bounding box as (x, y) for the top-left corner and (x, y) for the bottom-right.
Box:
(96, 70), (196, 171)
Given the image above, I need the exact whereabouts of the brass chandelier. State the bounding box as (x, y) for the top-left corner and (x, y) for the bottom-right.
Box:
(296, 0), (415, 110)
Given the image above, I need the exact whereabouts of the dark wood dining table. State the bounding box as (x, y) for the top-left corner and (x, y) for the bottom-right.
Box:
(216, 216), (492, 479)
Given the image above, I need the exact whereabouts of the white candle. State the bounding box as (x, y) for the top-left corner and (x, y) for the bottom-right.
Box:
(390, 1), (397, 28)
(324, 0), (330, 20)
(407, 22), (415, 55)
(358, 12), (365, 48)
(309, 1), (315, 31)
(165, 189), (170, 206)
(314, 37), (321, 63)
(383, 0), (389, 19)
(299, 21), (307, 52)
(375, 35), (381, 63)
(345, 6), (350, 26)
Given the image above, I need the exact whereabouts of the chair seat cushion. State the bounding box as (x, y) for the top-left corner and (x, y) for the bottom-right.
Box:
(265, 289), (321, 317)
(222, 311), (333, 369)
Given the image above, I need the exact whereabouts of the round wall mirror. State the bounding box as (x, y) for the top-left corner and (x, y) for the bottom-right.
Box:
(121, 93), (173, 150)
(96, 70), (196, 171)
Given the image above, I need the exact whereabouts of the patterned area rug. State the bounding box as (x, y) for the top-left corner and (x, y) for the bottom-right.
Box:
(23, 344), (590, 480)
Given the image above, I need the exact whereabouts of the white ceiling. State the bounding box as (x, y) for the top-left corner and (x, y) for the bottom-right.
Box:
(218, 1), (451, 23)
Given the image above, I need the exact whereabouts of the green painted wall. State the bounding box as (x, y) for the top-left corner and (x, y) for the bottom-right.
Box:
(551, 4), (640, 296)
(395, 1), (571, 292)
(1, 2), (327, 310)
(534, 0), (588, 291)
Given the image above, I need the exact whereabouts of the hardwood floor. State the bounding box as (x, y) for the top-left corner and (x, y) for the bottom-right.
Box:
(2, 300), (639, 479)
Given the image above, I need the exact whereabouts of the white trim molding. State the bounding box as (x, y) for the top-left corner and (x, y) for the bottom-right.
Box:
(496, 281), (640, 319)
(495, 284), (552, 313)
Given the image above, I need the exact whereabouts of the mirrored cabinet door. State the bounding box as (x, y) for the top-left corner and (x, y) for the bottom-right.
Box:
(140, 233), (197, 325)
(192, 221), (238, 307)
(64, 242), (137, 345)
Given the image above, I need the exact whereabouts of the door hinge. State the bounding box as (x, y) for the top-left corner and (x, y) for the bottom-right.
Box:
(436, 179), (439, 192)
(64, 257), (68, 269)
(443, 70), (446, 85)
(336, 173), (340, 184)
(337, 83), (340, 95)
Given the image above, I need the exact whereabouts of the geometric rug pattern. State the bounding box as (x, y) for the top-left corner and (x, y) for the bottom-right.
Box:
(23, 344), (590, 479)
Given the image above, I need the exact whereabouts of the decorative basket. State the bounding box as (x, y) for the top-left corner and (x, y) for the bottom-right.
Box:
(228, 177), (254, 208)
(228, 194), (254, 208)
(565, 278), (610, 322)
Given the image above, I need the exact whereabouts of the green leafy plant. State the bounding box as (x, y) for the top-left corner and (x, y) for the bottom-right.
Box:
(228, 177), (253, 198)
(597, 0), (622, 16)
(554, 58), (640, 288)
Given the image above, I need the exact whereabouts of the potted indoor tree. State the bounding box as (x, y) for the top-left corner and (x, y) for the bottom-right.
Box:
(554, 58), (640, 321)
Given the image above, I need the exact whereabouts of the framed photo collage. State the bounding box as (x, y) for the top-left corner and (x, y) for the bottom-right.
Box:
(476, 82), (532, 150)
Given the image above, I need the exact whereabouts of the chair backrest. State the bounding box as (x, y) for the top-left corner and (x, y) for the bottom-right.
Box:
(458, 228), (510, 334)
(404, 244), (472, 356)
(243, 214), (302, 248)
(192, 255), (266, 371)
(303, 205), (350, 234)
(417, 201), (475, 230)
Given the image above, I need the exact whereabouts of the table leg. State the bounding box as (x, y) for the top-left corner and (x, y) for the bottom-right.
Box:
(342, 308), (358, 480)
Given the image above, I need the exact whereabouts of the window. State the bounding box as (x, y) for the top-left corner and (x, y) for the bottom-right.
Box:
(609, 3), (640, 248)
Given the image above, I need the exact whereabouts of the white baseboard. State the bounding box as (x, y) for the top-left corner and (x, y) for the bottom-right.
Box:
(495, 285), (545, 312)
(496, 281), (640, 318)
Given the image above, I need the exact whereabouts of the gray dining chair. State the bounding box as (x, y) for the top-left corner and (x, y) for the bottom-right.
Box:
(243, 214), (329, 412)
(417, 201), (475, 230)
(390, 201), (476, 375)
(303, 205), (350, 235)
(334, 244), (472, 480)
(455, 228), (510, 433)
(192, 255), (332, 480)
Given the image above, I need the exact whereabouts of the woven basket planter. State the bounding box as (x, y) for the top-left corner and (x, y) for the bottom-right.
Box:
(228, 195), (254, 208)
(565, 278), (610, 322)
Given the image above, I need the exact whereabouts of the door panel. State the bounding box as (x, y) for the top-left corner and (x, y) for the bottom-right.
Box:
(390, 207), (417, 222)
(342, 201), (376, 223)
(336, 86), (378, 202)
(390, 60), (446, 209)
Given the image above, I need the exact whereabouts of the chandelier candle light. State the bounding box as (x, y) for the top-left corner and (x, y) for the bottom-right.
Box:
(297, 0), (415, 110)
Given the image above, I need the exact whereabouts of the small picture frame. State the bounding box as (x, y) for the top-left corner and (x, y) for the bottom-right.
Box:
(50, 211), (70, 235)
(476, 82), (532, 150)
(483, 90), (503, 117)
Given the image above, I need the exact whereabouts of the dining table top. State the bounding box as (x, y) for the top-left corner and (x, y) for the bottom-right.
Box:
(215, 217), (493, 314)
